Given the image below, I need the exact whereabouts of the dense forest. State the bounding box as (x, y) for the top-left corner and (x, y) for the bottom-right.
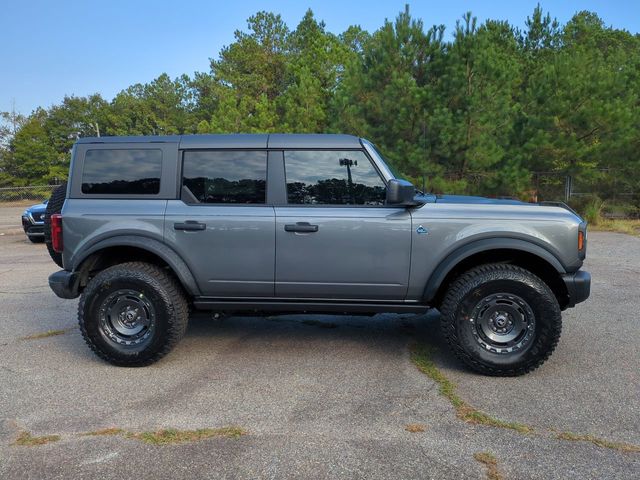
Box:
(1, 5), (639, 209)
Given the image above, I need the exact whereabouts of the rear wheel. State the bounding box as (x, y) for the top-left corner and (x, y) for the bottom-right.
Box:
(44, 183), (67, 267)
(79, 262), (189, 367)
(440, 263), (562, 376)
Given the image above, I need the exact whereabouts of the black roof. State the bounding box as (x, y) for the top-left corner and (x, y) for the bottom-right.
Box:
(76, 133), (362, 149)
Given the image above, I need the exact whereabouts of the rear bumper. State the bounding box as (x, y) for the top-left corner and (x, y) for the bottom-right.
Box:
(49, 270), (80, 299)
(562, 270), (591, 308)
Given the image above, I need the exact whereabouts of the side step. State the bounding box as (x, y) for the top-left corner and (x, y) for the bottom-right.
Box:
(192, 298), (429, 315)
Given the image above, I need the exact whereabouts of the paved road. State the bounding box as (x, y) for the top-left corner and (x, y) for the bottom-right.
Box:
(0, 206), (26, 235)
(0, 229), (638, 479)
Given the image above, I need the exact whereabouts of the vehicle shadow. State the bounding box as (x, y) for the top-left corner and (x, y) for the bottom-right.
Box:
(181, 309), (462, 370)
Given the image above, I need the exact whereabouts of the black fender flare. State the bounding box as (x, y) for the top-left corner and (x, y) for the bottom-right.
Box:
(422, 237), (566, 303)
(72, 235), (200, 296)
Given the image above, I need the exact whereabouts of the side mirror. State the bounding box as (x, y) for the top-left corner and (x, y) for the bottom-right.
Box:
(386, 179), (420, 206)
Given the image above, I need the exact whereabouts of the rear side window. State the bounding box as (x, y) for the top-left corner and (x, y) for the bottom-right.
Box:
(82, 149), (162, 195)
(285, 150), (386, 205)
(182, 151), (267, 204)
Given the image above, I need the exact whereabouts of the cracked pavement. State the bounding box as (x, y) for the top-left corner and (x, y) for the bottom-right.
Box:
(0, 229), (638, 479)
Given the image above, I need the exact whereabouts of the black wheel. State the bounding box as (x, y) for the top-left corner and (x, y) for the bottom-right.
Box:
(78, 262), (189, 367)
(44, 183), (67, 267)
(440, 263), (562, 376)
(27, 235), (44, 243)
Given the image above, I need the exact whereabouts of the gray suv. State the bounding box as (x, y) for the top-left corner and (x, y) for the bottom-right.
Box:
(47, 134), (590, 375)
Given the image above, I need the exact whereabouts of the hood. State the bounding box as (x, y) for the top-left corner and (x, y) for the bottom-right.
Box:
(434, 194), (526, 205)
(25, 201), (47, 214)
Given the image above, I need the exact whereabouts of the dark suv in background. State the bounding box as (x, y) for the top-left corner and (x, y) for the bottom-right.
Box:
(21, 200), (47, 242)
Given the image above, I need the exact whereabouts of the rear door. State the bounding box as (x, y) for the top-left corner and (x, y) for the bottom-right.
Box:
(274, 149), (412, 300)
(165, 149), (275, 297)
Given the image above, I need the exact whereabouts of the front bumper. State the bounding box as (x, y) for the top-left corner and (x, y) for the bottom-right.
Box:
(22, 216), (45, 236)
(49, 270), (80, 299)
(562, 270), (591, 308)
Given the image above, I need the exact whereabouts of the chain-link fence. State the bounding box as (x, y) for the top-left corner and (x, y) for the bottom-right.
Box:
(0, 185), (58, 204)
(421, 170), (638, 217)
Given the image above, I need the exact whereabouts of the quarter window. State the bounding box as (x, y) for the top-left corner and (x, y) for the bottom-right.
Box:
(182, 151), (267, 204)
(82, 149), (162, 195)
(285, 150), (386, 205)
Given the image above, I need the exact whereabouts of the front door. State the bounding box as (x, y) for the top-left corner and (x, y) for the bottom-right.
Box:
(274, 149), (412, 300)
(165, 149), (274, 297)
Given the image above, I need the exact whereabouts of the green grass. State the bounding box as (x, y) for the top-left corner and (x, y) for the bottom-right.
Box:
(591, 219), (640, 237)
(410, 343), (533, 434)
(473, 452), (502, 480)
(20, 328), (72, 341)
(81, 428), (124, 436)
(13, 431), (61, 446)
(125, 427), (247, 445)
(557, 431), (640, 453)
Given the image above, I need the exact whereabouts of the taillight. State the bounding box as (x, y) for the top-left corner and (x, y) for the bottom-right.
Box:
(51, 214), (63, 253)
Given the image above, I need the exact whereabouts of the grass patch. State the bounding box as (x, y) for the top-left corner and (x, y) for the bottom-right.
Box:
(474, 452), (502, 480)
(81, 428), (124, 437)
(405, 423), (427, 433)
(557, 431), (640, 453)
(591, 219), (640, 237)
(125, 427), (247, 445)
(410, 343), (533, 434)
(302, 319), (338, 329)
(13, 431), (61, 446)
(20, 328), (72, 341)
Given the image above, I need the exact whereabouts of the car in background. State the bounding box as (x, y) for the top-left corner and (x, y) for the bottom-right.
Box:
(21, 200), (47, 243)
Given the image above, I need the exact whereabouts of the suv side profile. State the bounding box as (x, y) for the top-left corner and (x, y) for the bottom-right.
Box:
(47, 134), (590, 375)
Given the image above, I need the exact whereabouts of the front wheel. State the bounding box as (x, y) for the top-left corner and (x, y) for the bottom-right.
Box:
(440, 264), (562, 376)
(78, 262), (189, 367)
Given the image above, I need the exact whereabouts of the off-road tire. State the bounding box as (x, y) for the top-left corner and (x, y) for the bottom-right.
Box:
(44, 182), (67, 267)
(79, 262), (189, 367)
(440, 263), (562, 376)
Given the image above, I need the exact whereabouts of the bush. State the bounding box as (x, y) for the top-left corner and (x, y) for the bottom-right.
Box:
(582, 197), (605, 225)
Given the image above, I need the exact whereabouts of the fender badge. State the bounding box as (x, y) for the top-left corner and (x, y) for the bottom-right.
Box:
(416, 225), (429, 235)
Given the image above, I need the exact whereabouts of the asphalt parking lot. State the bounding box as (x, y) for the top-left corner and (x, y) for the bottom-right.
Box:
(0, 213), (638, 479)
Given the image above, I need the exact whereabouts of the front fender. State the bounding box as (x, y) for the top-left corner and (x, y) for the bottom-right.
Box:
(422, 237), (566, 303)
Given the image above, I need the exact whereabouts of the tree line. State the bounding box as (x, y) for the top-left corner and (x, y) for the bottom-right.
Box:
(1, 5), (639, 206)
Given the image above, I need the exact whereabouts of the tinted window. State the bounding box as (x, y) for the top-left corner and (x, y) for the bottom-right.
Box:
(285, 150), (386, 205)
(182, 151), (267, 204)
(82, 149), (162, 195)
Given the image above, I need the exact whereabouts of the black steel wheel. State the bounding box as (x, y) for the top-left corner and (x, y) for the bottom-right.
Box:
(440, 263), (562, 376)
(79, 262), (188, 367)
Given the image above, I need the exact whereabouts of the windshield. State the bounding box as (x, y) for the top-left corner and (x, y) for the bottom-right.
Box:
(361, 139), (402, 178)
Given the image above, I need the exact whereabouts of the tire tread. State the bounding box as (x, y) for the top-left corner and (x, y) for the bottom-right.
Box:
(440, 263), (562, 376)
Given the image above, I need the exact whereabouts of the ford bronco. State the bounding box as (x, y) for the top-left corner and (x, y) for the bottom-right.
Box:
(46, 134), (590, 375)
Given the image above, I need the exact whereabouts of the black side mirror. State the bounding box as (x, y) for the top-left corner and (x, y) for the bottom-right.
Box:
(386, 179), (420, 206)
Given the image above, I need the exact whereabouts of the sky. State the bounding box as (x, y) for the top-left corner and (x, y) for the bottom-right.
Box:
(2, 0), (639, 115)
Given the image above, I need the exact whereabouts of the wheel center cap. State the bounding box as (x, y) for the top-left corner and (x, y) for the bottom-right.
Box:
(494, 314), (508, 328)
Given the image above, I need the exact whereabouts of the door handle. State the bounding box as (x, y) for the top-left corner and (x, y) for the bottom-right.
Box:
(174, 220), (206, 231)
(284, 222), (319, 233)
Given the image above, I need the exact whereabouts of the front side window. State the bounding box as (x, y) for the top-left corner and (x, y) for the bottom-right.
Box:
(285, 150), (386, 205)
(182, 150), (267, 204)
(82, 149), (162, 194)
